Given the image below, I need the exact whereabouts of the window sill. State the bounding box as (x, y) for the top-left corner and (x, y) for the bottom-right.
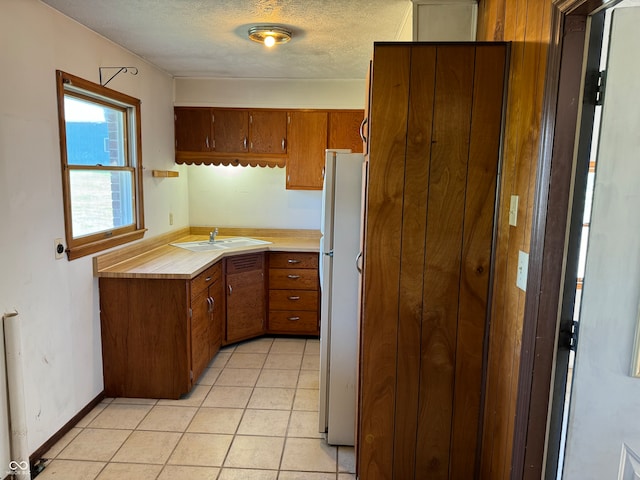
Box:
(67, 229), (147, 260)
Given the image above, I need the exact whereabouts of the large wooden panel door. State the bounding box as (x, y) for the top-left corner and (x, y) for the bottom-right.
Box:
(358, 42), (508, 480)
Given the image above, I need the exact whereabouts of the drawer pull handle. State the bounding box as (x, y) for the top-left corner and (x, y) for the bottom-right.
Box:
(287, 274), (301, 279)
(288, 296), (301, 301)
(205, 276), (212, 282)
(287, 259), (301, 264)
(288, 316), (300, 321)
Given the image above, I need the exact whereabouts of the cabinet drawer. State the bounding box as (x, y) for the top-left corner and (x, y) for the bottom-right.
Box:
(269, 290), (318, 311)
(269, 268), (318, 290)
(191, 262), (222, 297)
(268, 311), (318, 334)
(269, 252), (318, 269)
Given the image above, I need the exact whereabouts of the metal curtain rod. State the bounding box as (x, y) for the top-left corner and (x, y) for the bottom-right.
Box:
(99, 66), (138, 87)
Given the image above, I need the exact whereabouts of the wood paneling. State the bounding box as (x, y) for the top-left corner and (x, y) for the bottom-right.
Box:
(476, 1), (554, 479)
(358, 42), (508, 480)
(359, 44), (411, 479)
(392, 44), (436, 480)
(451, 44), (507, 480)
(416, 45), (475, 480)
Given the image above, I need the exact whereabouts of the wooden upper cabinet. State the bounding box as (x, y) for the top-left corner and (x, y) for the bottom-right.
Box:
(328, 110), (364, 153)
(174, 107), (365, 180)
(174, 107), (213, 152)
(249, 110), (288, 154)
(212, 109), (249, 153)
(286, 111), (329, 190)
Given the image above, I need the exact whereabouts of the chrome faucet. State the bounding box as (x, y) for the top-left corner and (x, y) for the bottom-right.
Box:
(209, 228), (219, 242)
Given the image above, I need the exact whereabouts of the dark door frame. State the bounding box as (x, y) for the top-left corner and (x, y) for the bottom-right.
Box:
(510, 1), (619, 479)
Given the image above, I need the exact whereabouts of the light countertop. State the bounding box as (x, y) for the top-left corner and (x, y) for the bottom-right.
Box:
(95, 233), (320, 279)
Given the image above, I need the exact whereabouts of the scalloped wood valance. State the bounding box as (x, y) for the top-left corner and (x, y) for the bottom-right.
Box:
(175, 153), (285, 168)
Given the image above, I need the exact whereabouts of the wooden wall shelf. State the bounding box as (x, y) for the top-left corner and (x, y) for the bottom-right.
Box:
(152, 170), (179, 178)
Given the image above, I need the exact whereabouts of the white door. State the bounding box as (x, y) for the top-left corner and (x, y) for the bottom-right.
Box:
(562, 6), (640, 479)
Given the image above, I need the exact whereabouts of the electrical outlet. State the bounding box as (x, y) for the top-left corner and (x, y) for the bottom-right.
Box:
(54, 238), (65, 260)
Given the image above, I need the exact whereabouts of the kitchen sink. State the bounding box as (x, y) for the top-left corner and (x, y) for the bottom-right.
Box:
(170, 237), (271, 252)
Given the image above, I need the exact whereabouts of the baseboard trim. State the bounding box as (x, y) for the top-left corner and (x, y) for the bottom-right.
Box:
(29, 391), (105, 466)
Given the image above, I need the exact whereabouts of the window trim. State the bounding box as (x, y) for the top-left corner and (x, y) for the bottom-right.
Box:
(55, 70), (146, 260)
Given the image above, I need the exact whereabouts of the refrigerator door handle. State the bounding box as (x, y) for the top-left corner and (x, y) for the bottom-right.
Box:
(356, 251), (363, 273)
(324, 250), (334, 257)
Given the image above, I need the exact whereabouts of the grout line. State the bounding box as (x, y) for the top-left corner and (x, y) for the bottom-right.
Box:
(43, 337), (343, 479)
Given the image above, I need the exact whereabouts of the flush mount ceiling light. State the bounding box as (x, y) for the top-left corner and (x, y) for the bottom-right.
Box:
(248, 25), (292, 47)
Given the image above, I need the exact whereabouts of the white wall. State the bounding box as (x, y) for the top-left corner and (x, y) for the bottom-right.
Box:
(0, 0), (188, 456)
(175, 78), (366, 230)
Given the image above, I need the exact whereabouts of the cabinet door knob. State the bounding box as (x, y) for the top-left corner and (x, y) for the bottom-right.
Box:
(228, 284), (233, 295)
(287, 274), (300, 279)
(243, 137), (247, 150)
(281, 138), (286, 151)
(210, 297), (215, 313)
(206, 297), (212, 313)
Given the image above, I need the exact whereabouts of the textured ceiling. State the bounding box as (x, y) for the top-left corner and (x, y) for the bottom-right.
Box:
(40, 0), (413, 79)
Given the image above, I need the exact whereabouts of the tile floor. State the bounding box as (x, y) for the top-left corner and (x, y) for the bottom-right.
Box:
(38, 337), (356, 480)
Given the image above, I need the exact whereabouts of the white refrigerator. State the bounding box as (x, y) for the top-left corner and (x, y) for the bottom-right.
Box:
(319, 149), (364, 446)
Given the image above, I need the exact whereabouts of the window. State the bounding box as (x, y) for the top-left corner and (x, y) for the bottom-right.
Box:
(55, 71), (145, 259)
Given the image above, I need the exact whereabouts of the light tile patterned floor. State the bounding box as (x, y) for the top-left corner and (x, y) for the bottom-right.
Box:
(38, 337), (356, 480)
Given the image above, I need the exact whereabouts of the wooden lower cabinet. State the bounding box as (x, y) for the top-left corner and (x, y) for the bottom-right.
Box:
(225, 253), (266, 344)
(267, 252), (319, 335)
(98, 250), (319, 399)
(190, 263), (224, 383)
(99, 262), (223, 399)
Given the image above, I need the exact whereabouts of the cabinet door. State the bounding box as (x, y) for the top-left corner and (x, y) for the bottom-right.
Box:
(190, 288), (212, 383)
(226, 254), (266, 343)
(212, 109), (249, 153)
(286, 111), (328, 190)
(328, 111), (364, 153)
(209, 278), (224, 351)
(249, 111), (288, 154)
(174, 107), (213, 152)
